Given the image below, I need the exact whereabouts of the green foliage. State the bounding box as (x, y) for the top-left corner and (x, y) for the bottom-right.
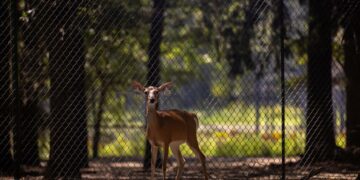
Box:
(289, 37), (308, 65)
(98, 129), (146, 157)
(211, 78), (230, 97)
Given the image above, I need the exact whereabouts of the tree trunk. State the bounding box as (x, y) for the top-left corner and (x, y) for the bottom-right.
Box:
(303, 0), (336, 163)
(226, 1), (255, 78)
(93, 83), (108, 158)
(0, 0), (14, 173)
(45, 1), (88, 178)
(225, 1), (256, 102)
(344, 6), (360, 151)
(14, 0), (46, 166)
(254, 71), (263, 135)
(143, 0), (165, 170)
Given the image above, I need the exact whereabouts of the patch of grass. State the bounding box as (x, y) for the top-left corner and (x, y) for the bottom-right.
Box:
(38, 128), (345, 159)
(36, 101), (346, 159)
(38, 130), (50, 160)
(95, 130), (306, 158)
(93, 128), (344, 158)
(212, 134), (272, 157)
(336, 133), (346, 148)
(197, 102), (304, 127)
(201, 132), (305, 157)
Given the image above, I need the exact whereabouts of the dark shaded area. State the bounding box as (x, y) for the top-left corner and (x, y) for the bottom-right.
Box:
(0, 0), (14, 174)
(45, 0), (88, 178)
(343, 2), (360, 161)
(303, 0), (336, 163)
(2, 158), (360, 179)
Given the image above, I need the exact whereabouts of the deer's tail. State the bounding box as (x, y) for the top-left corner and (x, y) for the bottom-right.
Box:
(193, 114), (199, 130)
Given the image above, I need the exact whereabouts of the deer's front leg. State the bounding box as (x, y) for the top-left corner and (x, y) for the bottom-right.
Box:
(151, 145), (158, 180)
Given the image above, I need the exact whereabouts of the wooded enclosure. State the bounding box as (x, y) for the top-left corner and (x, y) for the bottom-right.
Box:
(1, 0), (360, 179)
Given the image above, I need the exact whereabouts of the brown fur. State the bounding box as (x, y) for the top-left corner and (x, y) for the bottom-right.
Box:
(146, 110), (197, 146)
(132, 81), (208, 180)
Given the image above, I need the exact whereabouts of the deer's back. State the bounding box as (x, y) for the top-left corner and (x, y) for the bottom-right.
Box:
(156, 109), (198, 141)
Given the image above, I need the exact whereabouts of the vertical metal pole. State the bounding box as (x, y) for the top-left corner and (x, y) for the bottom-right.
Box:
(11, 0), (20, 179)
(279, 0), (286, 179)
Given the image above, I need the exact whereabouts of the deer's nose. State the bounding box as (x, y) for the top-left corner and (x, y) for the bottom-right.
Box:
(150, 99), (155, 103)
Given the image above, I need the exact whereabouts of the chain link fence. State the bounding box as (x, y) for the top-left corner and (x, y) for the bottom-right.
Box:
(1, 0), (360, 179)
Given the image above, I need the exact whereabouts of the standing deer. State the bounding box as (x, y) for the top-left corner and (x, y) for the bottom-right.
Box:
(132, 81), (208, 180)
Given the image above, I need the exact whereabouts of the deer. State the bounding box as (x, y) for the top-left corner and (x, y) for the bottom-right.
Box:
(132, 81), (208, 180)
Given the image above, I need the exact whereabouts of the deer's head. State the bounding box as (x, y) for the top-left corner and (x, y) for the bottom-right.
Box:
(132, 81), (172, 108)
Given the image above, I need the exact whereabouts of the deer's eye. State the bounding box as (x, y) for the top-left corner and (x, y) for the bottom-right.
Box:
(144, 91), (148, 95)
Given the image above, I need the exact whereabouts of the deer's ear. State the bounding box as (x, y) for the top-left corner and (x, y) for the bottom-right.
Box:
(158, 82), (173, 92)
(132, 81), (145, 92)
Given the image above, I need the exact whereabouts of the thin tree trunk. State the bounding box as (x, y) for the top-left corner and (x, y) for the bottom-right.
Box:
(45, 0), (88, 178)
(143, 0), (165, 170)
(254, 72), (262, 134)
(14, 0), (45, 166)
(303, 0), (336, 163)
(0, 0), (14, 172)
(226, 1), (255, 101)
(93, 83), (108, 158)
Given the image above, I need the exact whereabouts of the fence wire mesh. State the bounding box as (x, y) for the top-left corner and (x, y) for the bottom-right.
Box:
(1, 0), (360, 179)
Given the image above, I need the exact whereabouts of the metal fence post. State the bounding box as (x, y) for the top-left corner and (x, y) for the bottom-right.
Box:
(280, 0), (286, 179)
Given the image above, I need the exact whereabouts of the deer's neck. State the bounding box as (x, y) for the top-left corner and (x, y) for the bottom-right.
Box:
(146, 103), (160, 127)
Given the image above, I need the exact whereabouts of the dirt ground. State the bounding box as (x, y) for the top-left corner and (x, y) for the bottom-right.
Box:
(1, 157), (359, 179)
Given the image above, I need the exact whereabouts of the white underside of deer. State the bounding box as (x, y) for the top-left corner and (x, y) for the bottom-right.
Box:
(132, 81), (208, 180)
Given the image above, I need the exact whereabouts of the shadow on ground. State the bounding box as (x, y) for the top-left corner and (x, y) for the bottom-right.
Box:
(1, 157), (359, 179)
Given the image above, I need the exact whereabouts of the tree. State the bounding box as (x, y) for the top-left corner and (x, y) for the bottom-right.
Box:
(92, 80), (109, 158)
(84, 0), (149, 158)
(303, 0), (336, 163)
(224, 1), (257, 102)
(225, 1), (256, 80)
(144, 0), (165, 170)
(13, 0), (47, 166)
(45, 0), (88, 178)
(343, 2), (360, 160)
(200, 0), (256, 78)
(0, 0), (14, 173)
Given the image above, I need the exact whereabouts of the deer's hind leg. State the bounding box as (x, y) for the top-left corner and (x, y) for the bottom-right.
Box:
(170, 141), (185, 180)
(187, 137), (208, 180)
(162, 143), (170, 180)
